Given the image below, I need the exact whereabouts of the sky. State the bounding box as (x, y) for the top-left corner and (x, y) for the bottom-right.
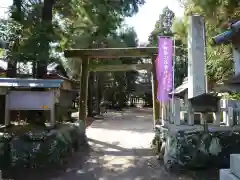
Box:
(125, 0), (184, 43)
(0, 0), (184, 44)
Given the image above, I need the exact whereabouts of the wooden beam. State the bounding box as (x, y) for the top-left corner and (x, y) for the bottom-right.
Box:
(89, 64), (152, 72)
(64, 47), (158, 59)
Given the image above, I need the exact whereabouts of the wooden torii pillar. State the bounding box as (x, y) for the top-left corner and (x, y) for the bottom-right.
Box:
(78, 56), (89, 122)
(64, 47), (160, 127)
(151, 55), (160, 126)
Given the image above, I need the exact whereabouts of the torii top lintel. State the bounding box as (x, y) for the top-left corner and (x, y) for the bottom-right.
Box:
(64, 47), (158, 59)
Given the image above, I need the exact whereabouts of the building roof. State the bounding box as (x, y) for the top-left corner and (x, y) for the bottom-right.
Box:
(169, 77), (188, 98)
(44, 73), (79, 84)
(0, 78), (63, 88)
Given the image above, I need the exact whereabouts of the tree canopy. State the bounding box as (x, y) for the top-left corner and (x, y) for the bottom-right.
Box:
(0, 0), (147, 112)
(148, 1), (239, 90)
(178, 0), (236, 85)
(0, 0), (145, 77)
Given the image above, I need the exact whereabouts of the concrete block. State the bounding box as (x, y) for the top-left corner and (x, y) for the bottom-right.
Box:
(220, 169), (240, 180)
(230, 154), (240, 178)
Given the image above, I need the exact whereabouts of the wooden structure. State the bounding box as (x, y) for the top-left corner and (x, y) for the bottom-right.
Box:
(44, 73), (79, 120)
(0, 78), (64, 126)
(64, 47), (159, 126)
(170, 77), (221, 126)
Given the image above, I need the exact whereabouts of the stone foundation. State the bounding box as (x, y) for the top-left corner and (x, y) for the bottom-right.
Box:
(0, 120), (86, 169)
(153, 125), (240, 170)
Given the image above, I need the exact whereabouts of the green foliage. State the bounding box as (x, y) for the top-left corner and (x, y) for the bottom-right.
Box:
(175, 0), (236, 86)
(148, 7), (175, 46)
(1, 0), (146, 109)
(98, 28), (141, 106)
(148, 6), (187, 87)
(2, 0), (145, 77)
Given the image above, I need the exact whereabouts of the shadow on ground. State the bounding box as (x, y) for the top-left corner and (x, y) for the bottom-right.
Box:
(6, 137), (219, 180)
(84, 138), (219, 180)
(5, 108), (219, 180)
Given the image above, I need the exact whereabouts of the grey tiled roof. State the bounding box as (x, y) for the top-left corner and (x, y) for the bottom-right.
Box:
(0, 78), (63, 88)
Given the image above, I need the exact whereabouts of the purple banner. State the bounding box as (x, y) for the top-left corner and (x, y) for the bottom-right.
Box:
(156, 37), (173, 102)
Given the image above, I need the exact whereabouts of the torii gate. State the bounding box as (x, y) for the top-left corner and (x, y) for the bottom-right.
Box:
(64, 47), (159, 126)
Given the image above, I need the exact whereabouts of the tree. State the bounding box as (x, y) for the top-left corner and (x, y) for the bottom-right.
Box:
(1, 0), (146, 116)
(175, 0), (235, 86)
(94, 28), (140, 109)
(148, 7), (175, 45)
(148, 6), (187, 87)
(5, 0), (146, 78)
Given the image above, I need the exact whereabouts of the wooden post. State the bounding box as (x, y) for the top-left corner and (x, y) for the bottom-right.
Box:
(50, 91), (55, 125)
(79, 57), (89, 124)
(151, 56), (160, 127)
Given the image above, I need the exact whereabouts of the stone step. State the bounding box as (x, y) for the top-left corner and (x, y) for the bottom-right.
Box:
(230, 154), (240, 178)
(220, 169), (240, 180)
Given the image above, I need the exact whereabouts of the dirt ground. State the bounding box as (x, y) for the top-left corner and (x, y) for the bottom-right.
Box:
(9, 108), (219, 180)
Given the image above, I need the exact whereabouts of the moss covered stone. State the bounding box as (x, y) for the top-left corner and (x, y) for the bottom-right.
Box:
(0, 120), (87, 169)
(153, 127), (240, 170)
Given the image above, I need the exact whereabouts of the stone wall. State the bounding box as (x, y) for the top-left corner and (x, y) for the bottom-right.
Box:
(0, 120), (86, 170)
(153, 126), (240, 170)
(220, 154), (240, 180)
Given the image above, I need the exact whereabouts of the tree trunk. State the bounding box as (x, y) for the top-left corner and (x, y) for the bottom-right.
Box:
(36, 0), (55, 78)
(29, 0), (55, 125)
(32, 61), (36, 78)
(6, 62), (17, 78)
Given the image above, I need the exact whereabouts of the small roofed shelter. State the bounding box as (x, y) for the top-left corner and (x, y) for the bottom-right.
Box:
(64, 47), (159, 126)
(0, 78), (64, 126)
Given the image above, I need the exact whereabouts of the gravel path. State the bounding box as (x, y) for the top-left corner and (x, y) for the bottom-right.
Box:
(9, 108), (219, 180)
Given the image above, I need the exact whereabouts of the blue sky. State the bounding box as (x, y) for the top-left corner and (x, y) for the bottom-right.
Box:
(0, 0), (184, 44)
